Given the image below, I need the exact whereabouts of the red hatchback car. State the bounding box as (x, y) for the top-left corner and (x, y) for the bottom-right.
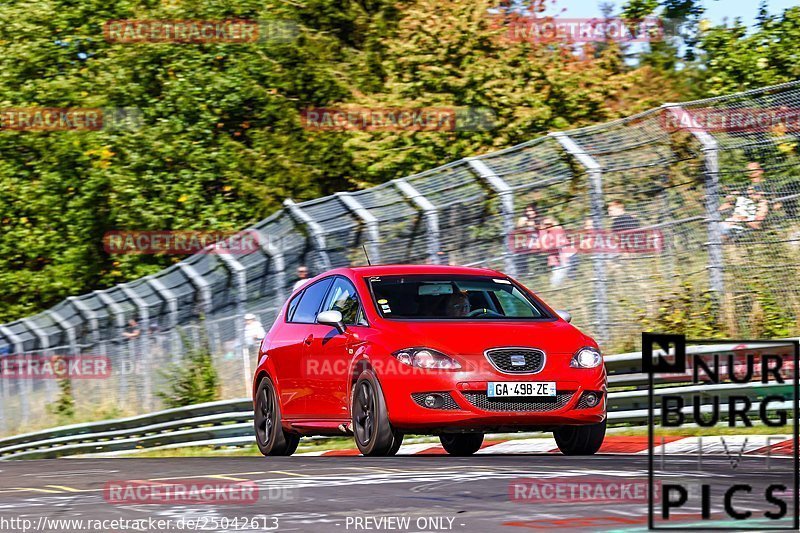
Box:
(253, 265), (607, 457)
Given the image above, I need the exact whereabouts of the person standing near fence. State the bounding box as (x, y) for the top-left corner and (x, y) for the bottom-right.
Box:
(514, 202), (543, 278)
(293, 265), (310, 291)
(244, 314), (266, 355)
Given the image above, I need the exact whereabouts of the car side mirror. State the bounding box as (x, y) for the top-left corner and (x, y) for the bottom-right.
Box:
(556, 310), (572, 323)
(317, 310), (346, 334)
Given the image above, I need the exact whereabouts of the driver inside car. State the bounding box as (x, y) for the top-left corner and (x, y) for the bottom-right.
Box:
(445, 291), (471, 317)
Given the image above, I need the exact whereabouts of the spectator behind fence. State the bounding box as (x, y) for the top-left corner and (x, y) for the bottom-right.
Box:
(719, 161), (769, 238)
(539, 216), (576, 288)
(514, 202), (545, 277)
(244, 313), (266, 360)
(607, 200), (640, 233)
(293, 265), (310, 291)
(244, 313), (266, 347)
(122, 318), (140, 341)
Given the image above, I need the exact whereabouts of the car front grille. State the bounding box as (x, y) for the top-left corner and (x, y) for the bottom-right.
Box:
(462, 391), (574, 412)
(485, 348), (545, 373)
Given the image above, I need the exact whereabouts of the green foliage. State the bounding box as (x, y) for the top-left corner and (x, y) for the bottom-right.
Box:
(158, 329), (219, 408)
(47, 372), (76, 421)
(1, 0), (798, 327)
(638, 280), (722, 339)
(696, 5), (800, 95)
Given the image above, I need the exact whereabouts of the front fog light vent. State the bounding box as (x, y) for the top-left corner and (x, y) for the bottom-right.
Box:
(411, 392), (460, 410)
(577, 391), (603, 409)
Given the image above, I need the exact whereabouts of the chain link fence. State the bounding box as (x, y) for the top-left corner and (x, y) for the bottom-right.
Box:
(2, 81), (800, 436)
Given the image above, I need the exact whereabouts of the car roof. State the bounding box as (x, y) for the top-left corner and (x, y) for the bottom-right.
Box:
(337, 264), (504, 277)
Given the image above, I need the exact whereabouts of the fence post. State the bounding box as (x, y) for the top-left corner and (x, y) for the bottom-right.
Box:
(177, 263), (212, 317)
(466, 157), (517, 276)
(67, 297), (99, 346)
(0, 325), (24, 431)
(94, 289), (127, 404)
(45, 309), (78, 419)
(146, 276), (179, 361)
(551, 132), (609, 346)
(21, 317), (52, 407)
(393, 178), (441, 264)
(663, 104), (725, 298)
(283, 199), (332, 271)
(118, 284), (152, 411)
(336, 192), (381, 265)
(257, 230), (288, 300)
(216, 252), (251, 398)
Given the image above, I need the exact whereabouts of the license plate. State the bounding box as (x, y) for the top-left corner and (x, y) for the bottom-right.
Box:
(487, 381), (556, 397)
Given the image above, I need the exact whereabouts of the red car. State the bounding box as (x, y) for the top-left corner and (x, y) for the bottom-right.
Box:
(253, 265), (607, 457)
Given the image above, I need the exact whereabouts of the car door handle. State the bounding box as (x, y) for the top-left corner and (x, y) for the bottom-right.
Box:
(303, 335), (313, 346)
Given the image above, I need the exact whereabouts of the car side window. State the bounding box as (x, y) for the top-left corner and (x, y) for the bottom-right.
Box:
(320, 277), (361, 325)
(285, 292), (302, 322)
(291, 277), (334, 323)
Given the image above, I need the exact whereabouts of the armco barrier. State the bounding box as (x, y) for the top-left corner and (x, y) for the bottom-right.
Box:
(1, 341), (794, 460)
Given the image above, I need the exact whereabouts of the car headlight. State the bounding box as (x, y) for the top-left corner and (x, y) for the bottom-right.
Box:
(392, 348), (461, 370)
(570, 347), (602, 368)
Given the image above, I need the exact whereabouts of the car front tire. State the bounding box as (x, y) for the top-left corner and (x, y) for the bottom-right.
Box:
(254, 377), (300, 456)
(352, 370), (400, 456)
(439, 433), (484, 456)
(554, 419), (606, 455)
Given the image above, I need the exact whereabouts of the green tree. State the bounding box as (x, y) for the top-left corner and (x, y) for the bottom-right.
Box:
(158, 329), (219, 408)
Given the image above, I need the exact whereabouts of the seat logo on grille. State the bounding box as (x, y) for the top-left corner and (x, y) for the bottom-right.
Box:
(510, 354), (526, 366)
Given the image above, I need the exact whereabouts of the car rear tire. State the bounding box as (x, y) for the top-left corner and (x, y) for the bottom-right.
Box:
(352, 370), (398, 456)
(439, 433), (484, 456)
(254, 377), (300, 456)
(554, 419), (606, 455)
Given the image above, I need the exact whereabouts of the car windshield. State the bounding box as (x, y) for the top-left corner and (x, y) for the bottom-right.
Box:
(368, 275), (549, 320)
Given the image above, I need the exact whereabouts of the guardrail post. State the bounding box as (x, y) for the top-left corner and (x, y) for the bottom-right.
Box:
(216, 251), (252, 398)
(551, 132), (609, 346)
(336, 192), (381, 265)
(393, 178), (442, 264)
(467, 157), (517, 276)
(663, 105), (725, 299)
(118, 284), (152, 411)
(146, 276), (179, 361)
(0, 325), (24, 431)
(283, 199), (332, 271)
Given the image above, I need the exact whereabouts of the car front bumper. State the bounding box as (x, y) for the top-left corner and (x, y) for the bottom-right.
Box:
(378, 362), (607, 432)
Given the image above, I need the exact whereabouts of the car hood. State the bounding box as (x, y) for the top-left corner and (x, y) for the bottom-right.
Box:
(372, 319), (592, 356)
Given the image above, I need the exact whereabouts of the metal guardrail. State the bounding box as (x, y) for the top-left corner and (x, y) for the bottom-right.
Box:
(0, 341), (794, 459)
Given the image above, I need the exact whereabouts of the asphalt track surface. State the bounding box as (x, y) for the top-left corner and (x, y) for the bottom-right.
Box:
(0, 453), (796, 532)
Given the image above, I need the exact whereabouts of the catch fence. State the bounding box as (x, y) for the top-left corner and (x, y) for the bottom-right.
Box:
(2, 81), (800, 436)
